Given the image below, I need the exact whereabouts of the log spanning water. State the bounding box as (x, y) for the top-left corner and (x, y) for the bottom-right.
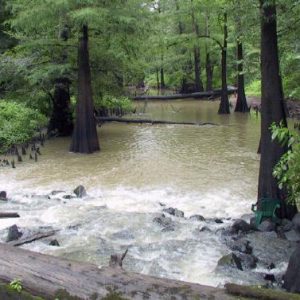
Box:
(96, 117), (218, 126)
(133, 87), (237, 101)
(0, 244), (232, 299)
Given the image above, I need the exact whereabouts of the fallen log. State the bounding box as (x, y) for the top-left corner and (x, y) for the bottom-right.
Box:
(133, 87), (237, 101)
(225, 283), (300, 300)
(0, 243), (232, 299)
(96, 117), (217, 126)
(8, 230), (57, 247)
(0, 212), (20, 218)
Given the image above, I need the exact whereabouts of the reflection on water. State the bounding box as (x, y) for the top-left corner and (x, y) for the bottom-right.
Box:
(0, 100), (261, 286)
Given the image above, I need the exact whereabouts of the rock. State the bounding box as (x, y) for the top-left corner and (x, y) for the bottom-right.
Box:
(285, 229), (300, 242)
(73, 185), (87, 198)
(250, 217), (257, 229)
(198, 226), (211, 232)
(6, 225), (22, 242)
(189, 214), (205, 222)
(111, 229), (135, 240)
(231, 219), (252, 234)
(162, 207), (184, 218)
(159, 202), (166, 207)
(63, 195), (76, 199)
(50, 190), (65, 196)
(268, 263), (276, 270)
(236, 253), (258, 270)
(0, 191), (7, 201)
(49, 239), (60, 246)
(264, 274), (276, 282)
(226, 239), (253, 254)
(153, 214), (175, 228)
(215, 218), (223, 224)
(161, 226), (175, 232)
(257, 219), (276, 232)
(283, 245), (300, 293)
(281, 218), (294, 232)
(292, 213), (300, 233)
(217, 253), (243, 271)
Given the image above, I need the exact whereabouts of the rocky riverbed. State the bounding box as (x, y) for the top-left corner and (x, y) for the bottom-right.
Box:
(1, 186), (299, 292)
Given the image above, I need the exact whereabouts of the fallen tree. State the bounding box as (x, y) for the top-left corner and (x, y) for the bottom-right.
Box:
(0, 244), (232, 299)
(96, 117), (217, 126)
(133, 87), (236, 101)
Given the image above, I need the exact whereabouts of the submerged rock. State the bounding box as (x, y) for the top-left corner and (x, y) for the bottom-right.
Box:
(153, 214), (175, 230)
(189, 214), (205, 222)
(215, 218), (223, 224)
(162, 207), (184, 218)
(49, 239), (60, 246)
(217, 253), (243, 271)
(111, 229), (135, 240)
(226, 239), (253, 255)
(73, 185), (87, 198)
(283, 245), (300, 293)
(6, 225), (22, 242)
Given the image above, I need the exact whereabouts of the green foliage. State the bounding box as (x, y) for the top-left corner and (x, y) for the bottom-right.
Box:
(271, 122), (300, 205)
(9, 279), (22, 293)
(95, 95), (133, 112)
(246, 80), (261, 97)
(0, 100), (47, 152)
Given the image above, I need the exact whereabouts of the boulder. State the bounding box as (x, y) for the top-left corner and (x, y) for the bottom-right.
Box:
(0, 191), (7, 201)
(236, 253), (258, 270)
(217, 253), (243, 271)
(6, 225), (22, 242)
(292, 213), (300, 233)
(153, 214), (175, 228)
(189, 214), (205, 222)
(226, 239), (253, 255)
(281, 218), (294, 232)
(257, 219), (276, 232)
(283, 245), (300, 293)
(285, 229), (300, 242)
(73, 185), (87, 198)
(231, 219), (252, 234)
(162, 207), (184, 218)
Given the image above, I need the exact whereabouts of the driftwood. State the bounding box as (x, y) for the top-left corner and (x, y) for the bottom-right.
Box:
(133, 87), (236, 101)
(0, 244), (232, 299)
(96, 117), (217, 126)
(8, 230), (57, 247)
(0, 212), (20, 218)
(225, 283), (300, 300)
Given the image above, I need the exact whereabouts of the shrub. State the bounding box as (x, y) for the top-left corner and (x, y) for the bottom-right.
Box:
(0, 100), (47, 152)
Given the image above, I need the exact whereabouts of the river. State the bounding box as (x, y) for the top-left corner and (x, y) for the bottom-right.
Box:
(0, 99), (262, 287)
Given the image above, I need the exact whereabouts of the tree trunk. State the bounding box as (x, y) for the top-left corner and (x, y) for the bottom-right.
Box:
(70, 25), (100, 154)
(234, 39), (249, 112)
(48, 78), (73, 136)
(190, 0), (204, 92)
(257, 1), (296, 218)
(218, 13), (230, 114)
(156, 68), (160, 93)
(205, 51), (213, 91)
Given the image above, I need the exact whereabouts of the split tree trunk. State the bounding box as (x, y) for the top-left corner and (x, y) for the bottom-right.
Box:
(257, 1), (296, 218)
(218, 13), (230, 114)
(69, 25), (100, 154)
(234, 39), (249, 112)
(48, 78), (73, 136)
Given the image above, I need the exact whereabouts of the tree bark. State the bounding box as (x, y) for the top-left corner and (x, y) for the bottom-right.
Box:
(190, 0), (204, 92)
(218, 13), (230, 114)
(234, 39), (250, 112)
(0, 244), (232, 299)
(70, 25), (100, 154)
(257, 1), (296, 218)
(48, 78), (73, 136)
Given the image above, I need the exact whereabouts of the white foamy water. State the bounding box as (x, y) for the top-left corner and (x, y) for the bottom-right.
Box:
(0, 100), (262, 287)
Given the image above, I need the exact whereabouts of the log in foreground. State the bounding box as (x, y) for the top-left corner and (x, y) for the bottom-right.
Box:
(97, 117), (217, 126)
(0, 243), (233, 299)
(133, 87), (237, 101)
(0, 212), (20, 218)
